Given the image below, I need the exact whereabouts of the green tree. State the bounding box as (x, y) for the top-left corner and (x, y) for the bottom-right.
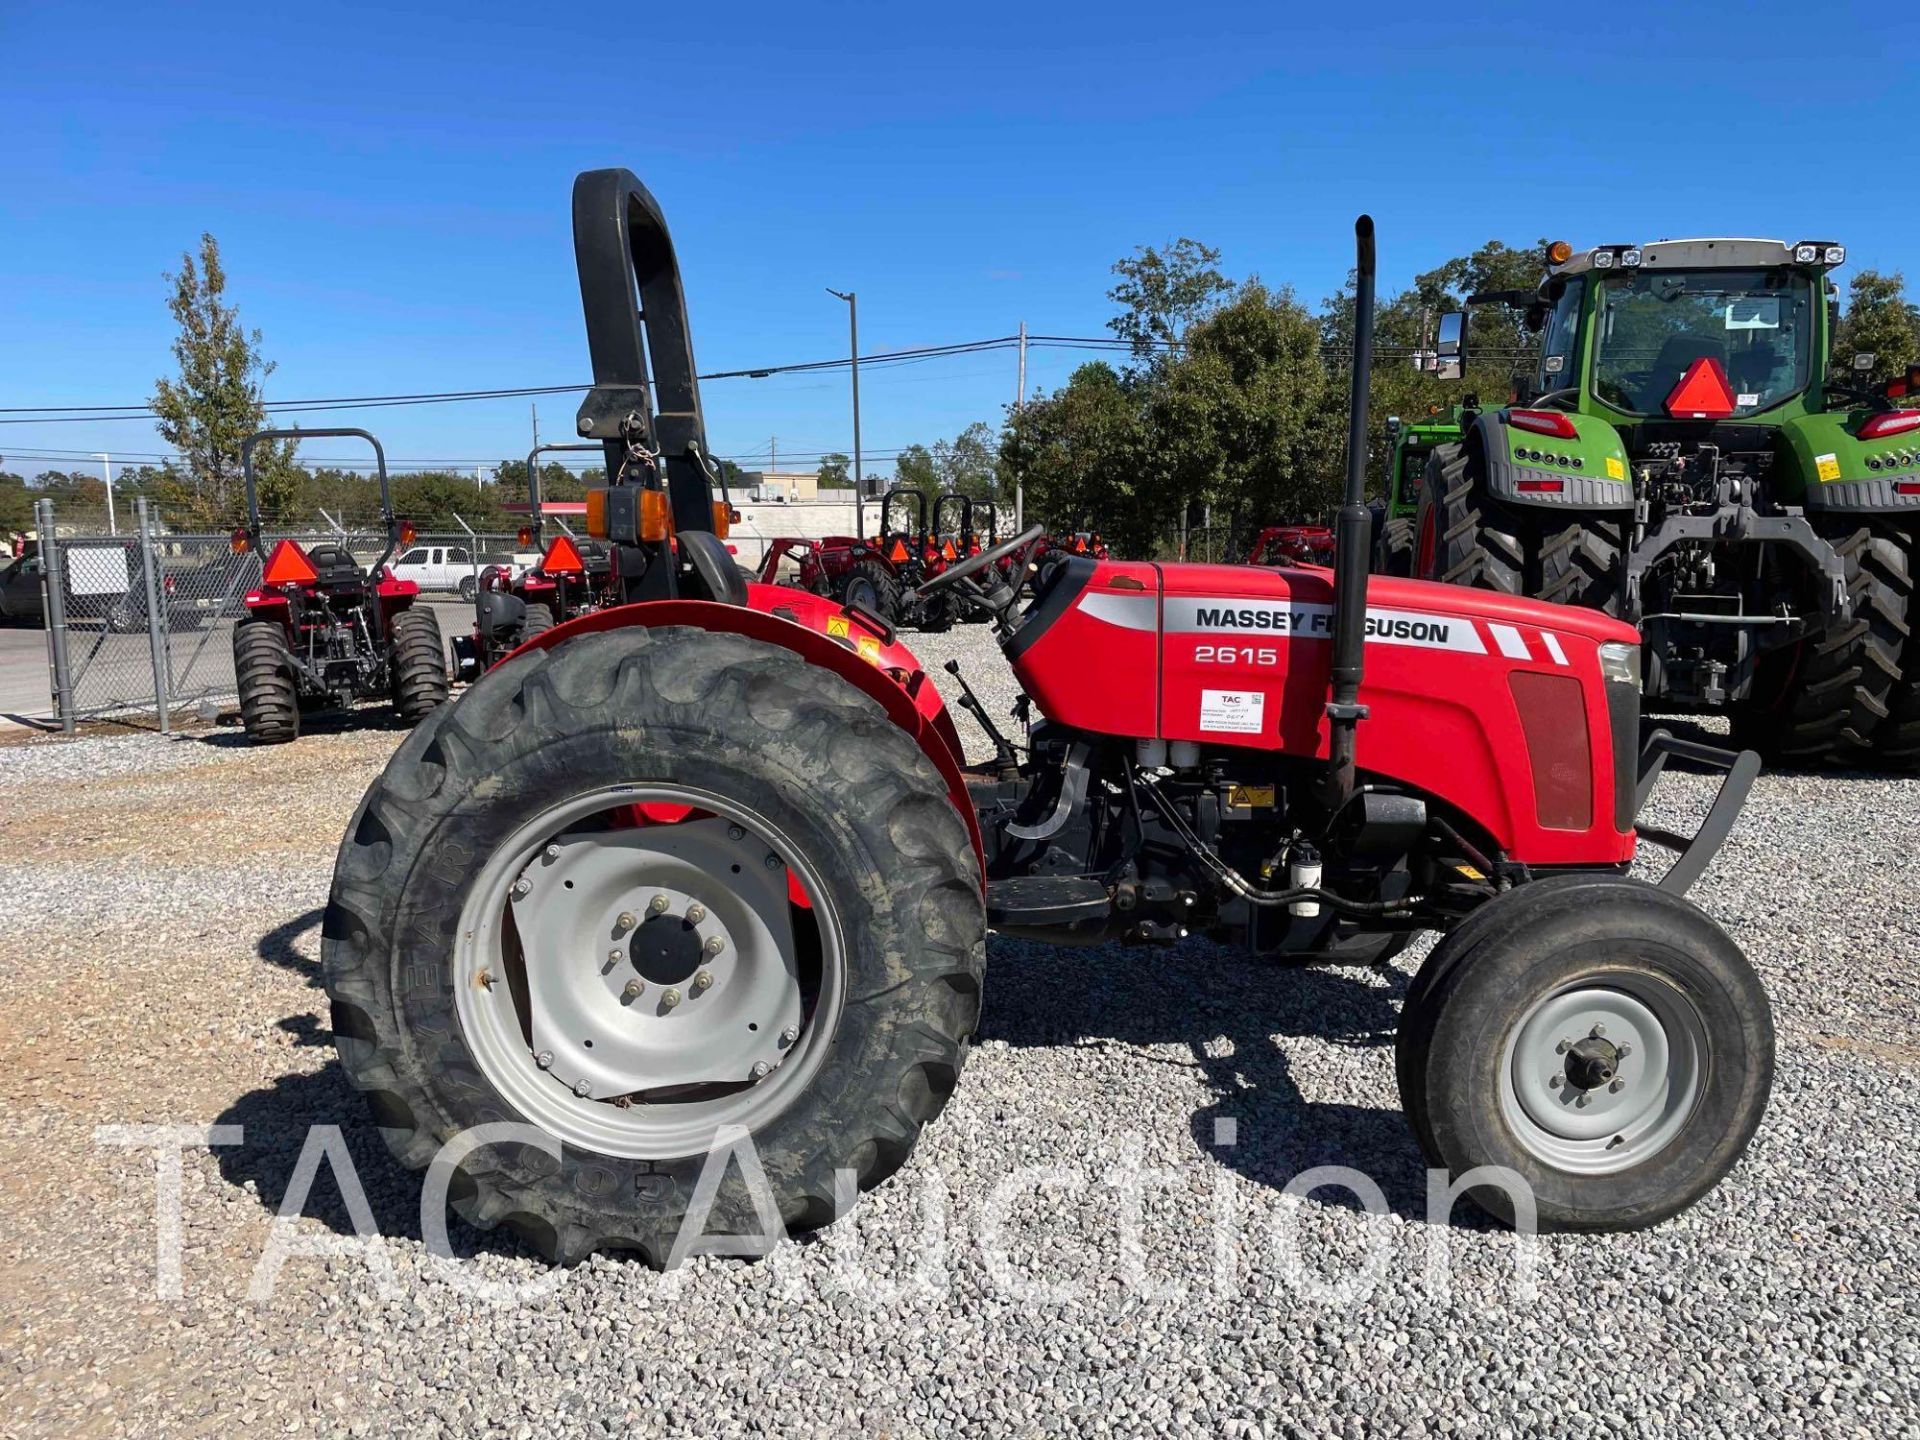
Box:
(1000, 362), (1157, 553)
(150, 234), (298, 526)
(1152, 280), (1344, 538)
(894, 444), (937, 490)
(1108, 238), (1234, 359)
(815, 452), (851, 489)
(1833, 270), (1920, 386)
(931, 422), (1002, 500)
(0, 472), (31, 536)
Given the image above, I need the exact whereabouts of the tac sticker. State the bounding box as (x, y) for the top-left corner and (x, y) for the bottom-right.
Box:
(1228, 784), (1275, 808)
(1200, 689), (1264, 735)
(855, 635), (881, 662)
(1605, 456), (1626, 481)
(1816, 452), (1842, 482)
(826, 615), (852, 638)
(1736, 393), (1761, 408)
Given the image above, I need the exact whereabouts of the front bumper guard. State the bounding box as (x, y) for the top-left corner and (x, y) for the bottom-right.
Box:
(1634, 730), (1761, 895)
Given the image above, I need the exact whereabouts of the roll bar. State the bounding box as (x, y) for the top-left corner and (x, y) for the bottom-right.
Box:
(933, 492), (972, 539)
(881, 487), (928, 541)
(570, 168), (716, 540)
(242, 427), (397, 566)
(524, 441), (602, 547)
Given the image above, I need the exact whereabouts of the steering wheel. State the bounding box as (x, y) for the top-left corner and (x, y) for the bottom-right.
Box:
(913, 524), (1046, 601)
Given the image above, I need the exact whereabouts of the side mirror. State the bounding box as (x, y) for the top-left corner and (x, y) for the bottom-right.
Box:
(1434, 312), (1468, 381)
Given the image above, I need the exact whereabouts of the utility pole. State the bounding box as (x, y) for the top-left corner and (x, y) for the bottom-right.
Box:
(92, 452), (116, 535)
(1013, 322), (1027, 531)
(828, 288), (862, 537)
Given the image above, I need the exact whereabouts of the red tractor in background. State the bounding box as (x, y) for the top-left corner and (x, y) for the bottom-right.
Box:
(453, 441), (619, 681)
(229, 428), (448, 744)
(1242, 523), (1336, 568)
(325, 170), (1774, 1265)
(757, 485), (959, 630)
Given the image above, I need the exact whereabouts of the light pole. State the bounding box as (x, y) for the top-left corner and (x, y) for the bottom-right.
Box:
(92, 453), (116, 535)
(826, 287), (862, 538)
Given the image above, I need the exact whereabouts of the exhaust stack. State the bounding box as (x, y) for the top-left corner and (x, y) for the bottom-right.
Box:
(1321, 216), (1375, 810)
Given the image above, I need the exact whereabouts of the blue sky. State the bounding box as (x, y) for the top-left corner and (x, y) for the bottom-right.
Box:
(2, 0), (1912, 481)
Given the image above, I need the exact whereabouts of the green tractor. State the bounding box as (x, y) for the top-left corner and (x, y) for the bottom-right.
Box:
(1373, 405), (1475, 575)
(1411, 237), (1918, 766)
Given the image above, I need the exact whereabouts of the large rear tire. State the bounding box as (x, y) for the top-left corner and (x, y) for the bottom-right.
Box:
(1372, 515), (1415, 577)
(323, 625), (985, 1265)
(1733, 517), (1907, 766)
(1398, 877), (1772, 1232)
(233, 618), (300, 745)
(837, 557), (900, 624)
(1419, 441), (1625, 615)
(389, 607), (449, 724)
(1881, 525), (1920, 767)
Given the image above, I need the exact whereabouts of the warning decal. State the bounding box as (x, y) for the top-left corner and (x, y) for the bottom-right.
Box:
(1815, 452), (1842, 482)
(1200, 689), (1265, 734)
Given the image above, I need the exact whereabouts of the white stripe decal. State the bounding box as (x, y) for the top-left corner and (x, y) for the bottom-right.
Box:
(1076, 591), (1159, 630)
(1158, 597), (1488, 654)
(1542, 632), (1568, 666)
(1488, 623), (1531, 660)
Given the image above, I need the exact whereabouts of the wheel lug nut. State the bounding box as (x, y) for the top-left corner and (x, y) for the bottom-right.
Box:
(512, 878), (532, 899)
(765, 853), (783, 870)
(1609, 1078), (1624, 1093)
(622, 979), (644, 1001)
(648, 894), (671, 915)
(1549, 1074), (1564, 1088)
(661, 988), (682, 1009)
(616, 911), (636, 931)
(692, 970), (713, 991)
(1617, 1042), (1632, 1059)
(1575, 1093), (1590, 1108)
(536, 1050), (554, 1069)
(606, 948), (623, 966)
(686, 903), (707, 924)
(727, 824), (746, 841)
(779, 1026), (799, 1048)
(1591, 1023), (1606, 1038)
(544, 843), (561, 861)
(750, 1061), (770, 1079)
(703, 935), (725, 956)
(573, 1079), (592, 1098)
(1555, 1039), (1570, 1054)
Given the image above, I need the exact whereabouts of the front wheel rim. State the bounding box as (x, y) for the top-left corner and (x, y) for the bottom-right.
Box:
(452, 782), (847, 1160)
(1498, 970), (1708, 1176)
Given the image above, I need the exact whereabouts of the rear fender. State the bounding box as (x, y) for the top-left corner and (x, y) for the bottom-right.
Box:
(513, 584), (984, 877)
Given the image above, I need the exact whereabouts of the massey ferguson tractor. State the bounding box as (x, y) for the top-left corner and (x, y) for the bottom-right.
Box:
(1412, 238), (1919, 767)
(322, 171), (1774, 1265)
(758, 486), (957, 631)
(453, 441), (615, 680)
(229, 428), (448, 743)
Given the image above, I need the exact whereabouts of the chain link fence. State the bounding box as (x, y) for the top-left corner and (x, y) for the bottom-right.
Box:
(25, 500), (518, 732)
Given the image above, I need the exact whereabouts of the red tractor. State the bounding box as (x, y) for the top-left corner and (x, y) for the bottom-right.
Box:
(324, 172), (1773, 1263)
(229, 428), (449, 743)
(453, 441), (618, 681)
(1242, 523), (1336, 568)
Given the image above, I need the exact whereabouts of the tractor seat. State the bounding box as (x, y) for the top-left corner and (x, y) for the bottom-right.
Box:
(307, 545), (367, 586)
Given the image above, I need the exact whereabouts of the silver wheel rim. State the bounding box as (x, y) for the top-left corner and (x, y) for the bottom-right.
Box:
(452, 783), (846, 1159)
(1498, 971), (1708, 1175)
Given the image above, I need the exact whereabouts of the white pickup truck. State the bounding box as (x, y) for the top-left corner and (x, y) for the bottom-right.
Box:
(387, 544), (480, 598)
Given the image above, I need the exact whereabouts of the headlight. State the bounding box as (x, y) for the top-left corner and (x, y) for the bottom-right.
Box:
(1620, 248), (1642, 267)
(1598, 641), (1640, 689)
(1823, 244), (1846, 266)
(1794, 243), (1820, 264)
(1593, 250), (1615, 269)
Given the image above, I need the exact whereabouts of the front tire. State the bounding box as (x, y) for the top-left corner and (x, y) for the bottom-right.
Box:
(1397, 878), (1772, 1232)
(837, 557), (900, 623)
(323, 625), (986, 1265)
(233, 618), (300, 745)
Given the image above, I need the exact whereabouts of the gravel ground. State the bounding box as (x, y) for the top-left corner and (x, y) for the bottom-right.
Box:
(2, 624), (1918, 1438)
